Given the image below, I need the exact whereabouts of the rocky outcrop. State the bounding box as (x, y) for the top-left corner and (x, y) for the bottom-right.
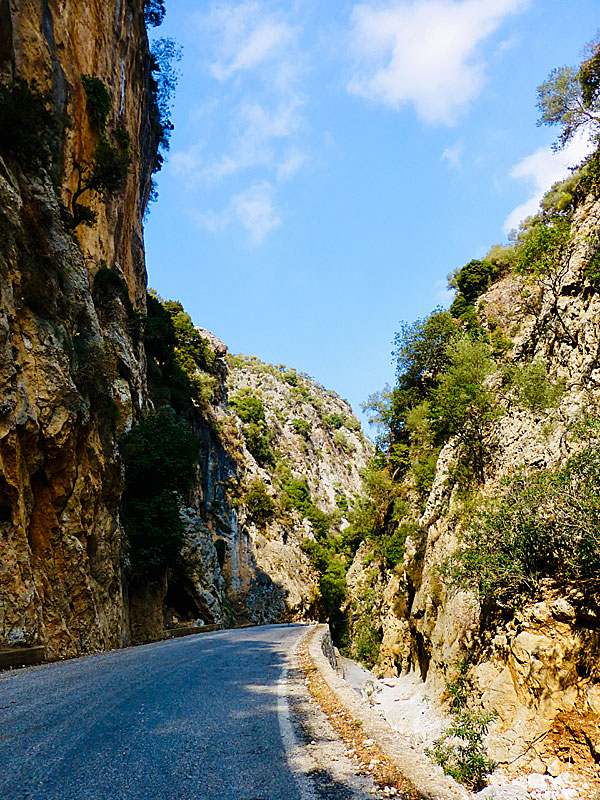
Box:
(168, 347), (373, 627)
(348, 194), (600, 773)
(0, 0), (157, 658)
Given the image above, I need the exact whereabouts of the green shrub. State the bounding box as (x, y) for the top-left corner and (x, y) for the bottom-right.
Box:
(72, 125), (131, 226)
(379, 522), (412, 568)
(427, 708), (496, 791)
(120, 412), (198, 578)
(430, 336), (497, 484)
(81, 74), (111, 130)
(503, 361), (563, 411)
(282, 478), (313, 515)
(292, 418), (311, 439)
(515, 216), (571, 277)
(301, 539), (347, 622)
(300, 539), (331, 573)
(354, 618), (382, 667)
(282, 370), (299, 386)
(230, 391), (266, 424)
(306, 505), (331, 540)
(443, 443), (600, 607)
(326, 413), (345, 430)
(333, 430), (355, 454)
(335, 493), (349, 512)
(143, 295), (220, 411)
(0, 79), (56, 166)
(86, 132), (130, 197)
(319, 560), (347, 618)
(244, 480), (276, 526)
(243, 421), (274, 466)
(163, 301), (218, 375)
(449, 259), (502, 321)
(143, 294), (195, 412)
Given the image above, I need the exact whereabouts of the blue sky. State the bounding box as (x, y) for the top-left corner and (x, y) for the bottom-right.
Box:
(144, 0), (599, 425)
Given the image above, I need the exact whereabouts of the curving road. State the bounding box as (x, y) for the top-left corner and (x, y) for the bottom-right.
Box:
(0, 624), (318, 800)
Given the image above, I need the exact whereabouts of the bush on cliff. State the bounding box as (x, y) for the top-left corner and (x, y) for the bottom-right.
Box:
(120, 411), (198, 579)
(443, 439), (600, 608)
(0, 79), (56, 166)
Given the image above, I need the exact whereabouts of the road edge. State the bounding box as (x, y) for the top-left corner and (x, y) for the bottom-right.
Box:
(306, 624), (472, 800)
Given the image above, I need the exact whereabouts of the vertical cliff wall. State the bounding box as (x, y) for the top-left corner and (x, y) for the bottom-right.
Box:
(0, 0), (157, 658)
(345, 191), (600, 773)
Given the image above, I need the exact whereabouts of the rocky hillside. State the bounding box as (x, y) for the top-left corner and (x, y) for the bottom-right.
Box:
(0, 1), (373, 659)
(158, 331), (373, 633)
(342, 160), (600, 779)
(0, 0), (158, 659)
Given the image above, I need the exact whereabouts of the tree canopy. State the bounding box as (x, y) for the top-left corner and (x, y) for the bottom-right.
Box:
(537, 39), (600, 149)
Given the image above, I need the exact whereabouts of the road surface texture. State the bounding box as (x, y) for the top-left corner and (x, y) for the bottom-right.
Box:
(0, 624), (378, 800)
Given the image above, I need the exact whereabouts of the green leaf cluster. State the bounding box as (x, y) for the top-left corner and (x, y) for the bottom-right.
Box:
(243, 480), (276, 527)
(537, 38), (600, 149)
(502, 361), (563, 412)
(230, 390), (274, 466)
(73, 76), (131, 227)
(449, 260), (504, 323)
(120, 412), (198, 579)
(427, 707), (496, 791)
(0, 79), (58, 167)
(443, 442), (600, 608)
(281, 477), (331, 539)
(291, 418), (311, 439)
(81, 74), (111, 130)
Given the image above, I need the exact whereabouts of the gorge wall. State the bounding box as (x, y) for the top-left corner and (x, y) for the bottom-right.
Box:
(0, 0), (156, 659)
(343, 185), (600, 773)
(0, 1), (373, 656)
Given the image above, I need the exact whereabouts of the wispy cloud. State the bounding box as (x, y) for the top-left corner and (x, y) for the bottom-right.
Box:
(233, 182), (281, 242)
(503, 133), (593, 234)
(347, 0), (529, 125)
(201, 1), (299, 82)
(195, 182), (281, 245)
(173, 1), (310, 243)
(441, 139), (465, 169)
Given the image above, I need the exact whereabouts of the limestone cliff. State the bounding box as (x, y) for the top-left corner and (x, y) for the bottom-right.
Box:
(0, 0), (157, 658)
(163, 342), (373, 629)
(345, 190), (600, 776)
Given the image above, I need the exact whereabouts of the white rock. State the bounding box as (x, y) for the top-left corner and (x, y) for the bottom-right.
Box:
(527, 773), (548, 792)
(559, 789), (578, 800)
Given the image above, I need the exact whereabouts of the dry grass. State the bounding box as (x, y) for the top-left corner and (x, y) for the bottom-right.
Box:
(297, 633), (424, 799)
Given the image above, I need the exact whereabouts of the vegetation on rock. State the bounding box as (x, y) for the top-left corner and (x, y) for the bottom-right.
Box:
(120, 412), (198, 579)
(0, 79), (58, 167)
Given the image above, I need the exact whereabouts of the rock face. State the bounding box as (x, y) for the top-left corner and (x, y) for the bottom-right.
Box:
(168, 349), (373, 627)
(0, 0), (157, 658)
(346, 195), (600, 771)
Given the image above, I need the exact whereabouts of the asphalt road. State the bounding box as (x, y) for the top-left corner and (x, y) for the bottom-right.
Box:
(0, 624), (313, 800)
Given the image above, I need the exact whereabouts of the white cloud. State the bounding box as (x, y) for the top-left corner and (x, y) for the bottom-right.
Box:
(176, 2), (310, 242)
(276, 149), (307, 181)
(170, 144), (206, 186)
(174, 98), (306, 186)
(195, 2), (299, 84)
(503, 133), (593, 234)
(233, 183), (281, 243)
(194, 183), (281, 244)
(441, 139), (464, 169)
(347, 0), (529, 124)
